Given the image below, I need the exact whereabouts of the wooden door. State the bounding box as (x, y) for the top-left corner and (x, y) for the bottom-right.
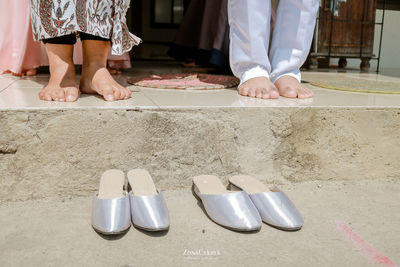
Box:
(316, 0), (377, 57)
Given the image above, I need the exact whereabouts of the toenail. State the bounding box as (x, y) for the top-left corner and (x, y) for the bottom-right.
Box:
(66, 95), (75, 101)
(105, 94), (115, 101)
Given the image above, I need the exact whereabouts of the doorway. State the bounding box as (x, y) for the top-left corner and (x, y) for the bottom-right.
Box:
(128, 0), (190, 60)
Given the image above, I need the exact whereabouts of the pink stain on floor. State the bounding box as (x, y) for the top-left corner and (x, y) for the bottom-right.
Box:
(335, 221), (397, 267)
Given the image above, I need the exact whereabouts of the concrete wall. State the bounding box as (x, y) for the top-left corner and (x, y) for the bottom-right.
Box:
(1, 108), (399, 202)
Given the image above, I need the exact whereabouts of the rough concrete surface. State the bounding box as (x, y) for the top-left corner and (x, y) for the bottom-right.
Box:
(0, 108), (400, 201)
(0, 180), (399, 267)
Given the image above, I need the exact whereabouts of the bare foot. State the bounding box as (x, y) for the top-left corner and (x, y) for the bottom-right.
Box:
(39, 44), (79, 102)
(274, 75), (313, 98)
(8, 68), (37, 76)
(11, 71), (25, 77)
(80, 66), (131, 101)
(26, 68), (37, 76)
(107, 67), (122, 75)
(79, 40), (131, 101)
(238, 77), (279, 99)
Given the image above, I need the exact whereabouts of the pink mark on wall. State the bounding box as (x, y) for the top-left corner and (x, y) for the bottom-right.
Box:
(335, 221), (397, 267)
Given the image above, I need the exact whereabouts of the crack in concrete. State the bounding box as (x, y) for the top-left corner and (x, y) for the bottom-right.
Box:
(0, 144), (17, 154)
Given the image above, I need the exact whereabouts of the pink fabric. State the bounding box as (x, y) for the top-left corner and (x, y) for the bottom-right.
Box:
(107, 52), (132, 69)
(137, 78), (221, 88)
(0, 0), (41, 74)
(0, 0), (130, 74)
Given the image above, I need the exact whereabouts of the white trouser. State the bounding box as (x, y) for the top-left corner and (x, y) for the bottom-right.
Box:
(228, 0), (319, 86)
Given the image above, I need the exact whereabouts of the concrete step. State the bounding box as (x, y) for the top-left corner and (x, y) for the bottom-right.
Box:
(1, 71), (400, 201)
(1, 180), (399, 267)
(1, 106), (400, 201)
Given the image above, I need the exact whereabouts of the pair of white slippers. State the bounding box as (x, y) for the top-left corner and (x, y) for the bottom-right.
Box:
(192, 175), (303, 231)
(92, 170), (303, 234)
(91, 169), (169, 235)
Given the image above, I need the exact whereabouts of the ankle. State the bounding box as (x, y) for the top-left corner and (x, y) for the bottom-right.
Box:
(82, 62), (107, 76)
(49, 63), (73, 76)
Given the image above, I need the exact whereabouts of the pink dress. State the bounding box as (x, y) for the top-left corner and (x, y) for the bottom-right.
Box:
(0, 0), (42, 74)
(0, 0), (131, 75)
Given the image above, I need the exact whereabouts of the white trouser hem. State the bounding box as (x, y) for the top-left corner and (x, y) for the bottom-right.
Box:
(271, 71), (301, 84)
(239, 66), (270, 87)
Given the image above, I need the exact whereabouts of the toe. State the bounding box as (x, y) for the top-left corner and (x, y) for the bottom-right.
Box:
(300, 91), (309, 99)
(280, 87), (297, 98)
(127, 88), (132, 97)
(119, 89), (127, 100)
(306, 87), (314, 98)
(65, 87), (79, 102)
(262, 93), (270, 99)
(261, 88), (271, 99)
(256, 88), (263, 98)
(298, 86), (313, 99)
(239, 86), (249, 96)
(119, 85), (131, 99)
(39, 90), (52, 101)
(102, 87), (115, 101)
(248, 88), (256, 97)
(113, 87), (122, 100)
(51, 89), (65, 101)
(124, 88), (132, 99)
(270, 90), (279, 99)
(262, 91), (271, 99)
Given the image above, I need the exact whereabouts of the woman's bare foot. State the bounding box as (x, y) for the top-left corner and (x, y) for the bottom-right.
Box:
(11, 71), (23, 77)
(274, 75), (314, 99)
(6, 68), (37, 76)
(80, 66), (131, 101)
(39, 44), (79, 102)
(107, 67), (122, 75)
(26, 68), (37, 76)
(238, 77), (279, 99)
(79, 40), (131, 101)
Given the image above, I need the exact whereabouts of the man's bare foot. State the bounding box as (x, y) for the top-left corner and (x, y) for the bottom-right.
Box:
(274, 75), (313, 99)
(238, 77), (279, 99)
(39, 44), (79, 102)
(79, 40), (131, 101)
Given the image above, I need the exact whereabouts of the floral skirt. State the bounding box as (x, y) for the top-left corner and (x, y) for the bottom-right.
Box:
(30, 0), (141, 55)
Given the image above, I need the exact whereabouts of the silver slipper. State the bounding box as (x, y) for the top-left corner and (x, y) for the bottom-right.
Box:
(127, 169), (170, 231)
(91, 170), (131, 235)
(229, 175), (303, 230)
(192, 175), (262, 231)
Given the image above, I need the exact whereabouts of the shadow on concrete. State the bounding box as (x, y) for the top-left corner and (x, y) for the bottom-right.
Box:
(94, 226), (130, 241)
(135, 227), (169, 237)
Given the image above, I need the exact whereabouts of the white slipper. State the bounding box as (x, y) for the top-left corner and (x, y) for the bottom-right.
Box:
(91, 169), (131, 235)
(127, 169), (169, 231)
(192, 175), (261, 231)
(229, 175), (303, 230)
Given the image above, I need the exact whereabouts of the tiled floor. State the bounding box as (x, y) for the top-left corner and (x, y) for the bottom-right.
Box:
(1, 69), (400, 110)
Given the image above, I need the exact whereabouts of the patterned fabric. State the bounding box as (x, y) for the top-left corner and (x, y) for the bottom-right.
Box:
(30, 0), (141, 55)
